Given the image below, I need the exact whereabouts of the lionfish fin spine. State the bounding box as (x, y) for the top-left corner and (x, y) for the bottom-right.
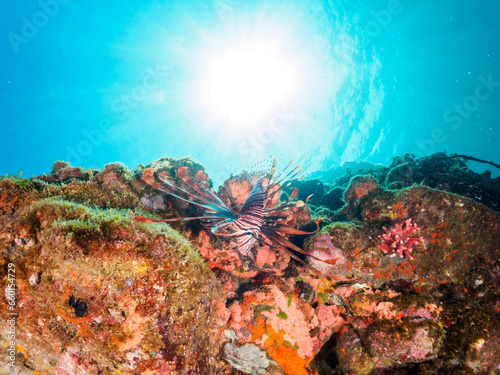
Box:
(177, 167), (216, 202)
(147, 169), (236, 218)
(129, 211), (217, 223)
(264, 230), (353, 281)
(143, 168), (163, 189)
(177, 167), (231, 211)
(272, 219), (321, 235)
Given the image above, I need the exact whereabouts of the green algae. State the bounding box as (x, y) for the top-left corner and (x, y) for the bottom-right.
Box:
(322, 221), (363, 233)
(254, 304), (275, 316)
(0, 162), (141, 210)
(12, 177), (34, 189)
(4, 176), (138, 210)
(277, 310), (288, 319)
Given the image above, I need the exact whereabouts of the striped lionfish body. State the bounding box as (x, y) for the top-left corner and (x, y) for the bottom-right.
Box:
(130, 159), (352, 280)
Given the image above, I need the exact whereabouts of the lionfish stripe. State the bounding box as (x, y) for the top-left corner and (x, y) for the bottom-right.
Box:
(236, 234), (256, 255)
(213, 230), (251, 237)
(239, 182), (266, 215)
(211, 218), (258, 236)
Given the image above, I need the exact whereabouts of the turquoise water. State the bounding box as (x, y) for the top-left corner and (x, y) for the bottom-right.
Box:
(1, 0), (499, 184)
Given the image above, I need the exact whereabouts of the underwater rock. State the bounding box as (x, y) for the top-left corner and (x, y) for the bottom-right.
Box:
(38, 161), (91, 182)
(319, 152), (500, 212)
(366, 306), (445, 364)
(312, 152), (500, 212)
(223, 342), (270, 375)
(335, 327), (376, 374)
(340, 317), (445, 371)
(93, 162), (136, 193)
(309, 184), (499, 292)
(225, 278), (346, 375)
(441, 302), (500, 374)
(308, 182), (499, 374)
(341, 175), (379, 217)
(385, 161), (417, 189)
(315, 291), (447, 373)
(0, 180), (224, 374)
(218, 173), (255, 212)
(319, 186), (344, 211)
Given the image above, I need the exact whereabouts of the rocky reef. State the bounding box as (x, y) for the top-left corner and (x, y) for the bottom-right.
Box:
(0, 153), (499, 375)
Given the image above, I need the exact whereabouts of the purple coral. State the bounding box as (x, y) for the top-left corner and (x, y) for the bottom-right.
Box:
(378, 219), (422, 260)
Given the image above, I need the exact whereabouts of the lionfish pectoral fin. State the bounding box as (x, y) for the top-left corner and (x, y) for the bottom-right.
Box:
(265, 229), (355, 282)
(143, 167), (234, 220)
(142, 168), (163, 189)
(129, 211), (168, 223)
(177, 167), (216, 203)
(129, 211), (213, 223)
(272, 218), (322, 235)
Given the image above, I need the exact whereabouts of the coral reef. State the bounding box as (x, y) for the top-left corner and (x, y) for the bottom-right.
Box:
(1, 152), (499, 375)
(308, 152), (500, 212)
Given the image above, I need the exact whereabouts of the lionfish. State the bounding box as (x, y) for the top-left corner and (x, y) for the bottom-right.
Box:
(130, 159), (352, 280)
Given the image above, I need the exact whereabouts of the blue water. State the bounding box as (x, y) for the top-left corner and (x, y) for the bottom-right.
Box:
(1, 0), (499, 185)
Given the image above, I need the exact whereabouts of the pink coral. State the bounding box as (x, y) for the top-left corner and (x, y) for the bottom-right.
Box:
(378, 219), (422, 260)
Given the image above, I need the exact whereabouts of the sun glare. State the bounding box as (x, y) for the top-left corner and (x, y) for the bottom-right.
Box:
(209, 48), (294, 121)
